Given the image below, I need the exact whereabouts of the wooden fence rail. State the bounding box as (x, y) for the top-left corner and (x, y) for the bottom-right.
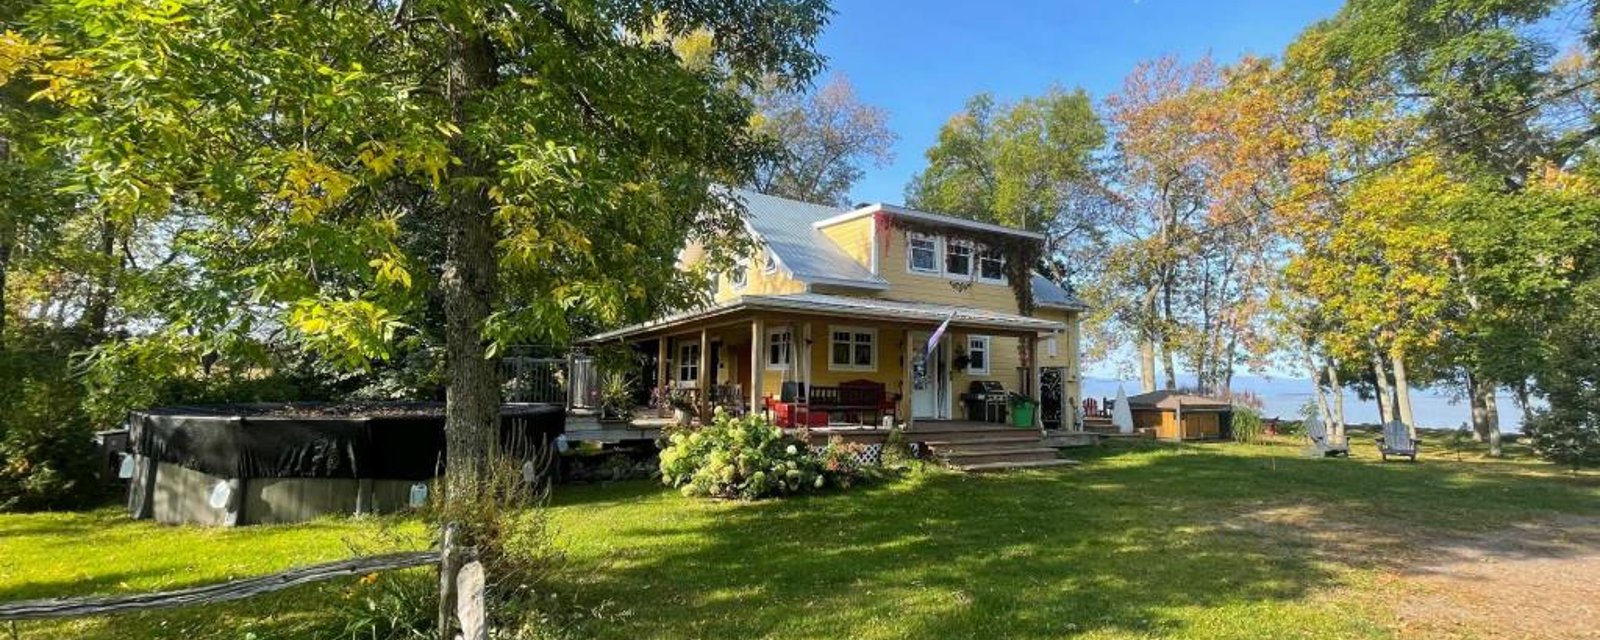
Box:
(0, 551), (437, 622)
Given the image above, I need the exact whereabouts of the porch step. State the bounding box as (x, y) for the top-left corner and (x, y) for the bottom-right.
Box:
(915, 428), (1036, 444)
(939, 446), (1061, 466)
(1041, 431), (1102, 448)
(959, 458), (1081, 473)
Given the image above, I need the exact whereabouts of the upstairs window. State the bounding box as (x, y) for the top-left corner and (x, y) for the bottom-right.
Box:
(978, 249), (1006, 282)
(945, 241), (973, 277)
(764, 251), (778, 274)
(908, 233), (939, 273)
(729, 260), (749, 289)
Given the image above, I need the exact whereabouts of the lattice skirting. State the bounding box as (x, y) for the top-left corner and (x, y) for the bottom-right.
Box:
(810, 442), (923, 466)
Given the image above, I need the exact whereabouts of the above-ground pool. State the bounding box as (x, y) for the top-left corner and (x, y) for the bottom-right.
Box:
(124, 402), (563, 526)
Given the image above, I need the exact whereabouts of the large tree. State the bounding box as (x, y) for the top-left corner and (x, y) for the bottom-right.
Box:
(751, 74), (896, 206)
(16, 0), (828, 517)
(904, 88), (1110, 294)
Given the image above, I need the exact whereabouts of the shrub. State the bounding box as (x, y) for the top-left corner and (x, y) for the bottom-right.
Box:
(1521, 279), (1600, 470)
(1230, 405), (1266, 444)
(658, 410), (866, 499)
(879, 424), (916, 469)
(0, 346), (102, 511)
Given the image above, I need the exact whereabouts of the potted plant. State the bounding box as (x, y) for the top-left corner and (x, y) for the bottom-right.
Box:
(951, 349), (972, 371)
(598, 372), (635, 422)
(667, 388), (696, 426)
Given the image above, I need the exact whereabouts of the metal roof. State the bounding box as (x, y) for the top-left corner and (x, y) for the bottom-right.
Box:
(1126, 390), (1234, 411)
(1032, 273), (1088, 310)
(581, 292), (1067, 343)
(814, 203), (1048, 241)
(734, 189), (887, 290)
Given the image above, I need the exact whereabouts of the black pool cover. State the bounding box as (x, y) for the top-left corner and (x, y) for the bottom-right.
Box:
(128, 403), (564, 480)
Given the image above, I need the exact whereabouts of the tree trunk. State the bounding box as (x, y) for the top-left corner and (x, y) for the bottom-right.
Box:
(1325, 358), (1345, 441)
(1464, 372), (1485, 442)
(440, 28), (501, 510)
(1471, 374), (1502, 457)
(1390, 346), (1416, 438)
(0, 223), (11, 350)
(0, 135), (10, 349)
(1512, 380), (1536, 428)
(1138, 340), (1156, 393)
(80, 212), (117, 335)
(1303, 350), (1333, 429)
(1370, 349), (1393, 426)
(1161, 342), (1177, 391)
(1160, 280), (1177, 391)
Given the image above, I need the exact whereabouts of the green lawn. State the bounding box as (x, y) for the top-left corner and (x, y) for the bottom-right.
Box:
(4, 438), (1598, 639)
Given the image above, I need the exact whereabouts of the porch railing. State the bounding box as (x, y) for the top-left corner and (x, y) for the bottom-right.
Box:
(497, 349), (597, 410)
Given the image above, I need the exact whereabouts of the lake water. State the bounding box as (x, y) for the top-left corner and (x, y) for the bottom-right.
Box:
(1080, 375), (1529, 432)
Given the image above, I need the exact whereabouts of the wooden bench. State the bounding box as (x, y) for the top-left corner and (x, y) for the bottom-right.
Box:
(766, 379), (898, 426)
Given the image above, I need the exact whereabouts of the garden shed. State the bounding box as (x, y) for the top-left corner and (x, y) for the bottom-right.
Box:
(1125, 391), (1233, 441)
(123, 402), (563, 526)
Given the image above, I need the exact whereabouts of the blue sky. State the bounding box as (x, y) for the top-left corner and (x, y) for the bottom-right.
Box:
(815, 0), (1345, 205)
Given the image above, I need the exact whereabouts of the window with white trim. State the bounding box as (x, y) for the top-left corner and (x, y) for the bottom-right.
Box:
(908, 233), (939, 273)
(978, 249), (1006, 282)
(678, 343), (701, 384)
(729, 260), (749, 289)
(829, 327), (877, 370)
(945, 241), (973, 277)
(764, 251), (778, 274)
(966, 335), (991, 375)
(1046, 335), (1059, 358)
(766, 328), (793, 369)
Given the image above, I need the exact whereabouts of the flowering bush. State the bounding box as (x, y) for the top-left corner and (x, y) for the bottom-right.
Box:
(658, 411), (867, 499)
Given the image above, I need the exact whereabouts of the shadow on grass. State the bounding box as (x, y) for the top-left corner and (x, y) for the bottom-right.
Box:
(546, 441), (1600, 639)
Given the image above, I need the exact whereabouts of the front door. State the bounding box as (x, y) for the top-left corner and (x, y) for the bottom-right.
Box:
(910, 331), (950, 419)
(1040, 366), (1067, 429)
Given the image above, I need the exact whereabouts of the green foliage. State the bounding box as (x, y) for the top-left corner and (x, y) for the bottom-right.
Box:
(1524, 279), (1600, 470)
(1229, 405), (1266, 444)
(658, 411), (866, 499)
(906, 89), (1105, 235)
(596, 372), (635, 420)
(879, 424), (915, 469)
(317, 569), (436, 640)
(0, 343), (99, 511)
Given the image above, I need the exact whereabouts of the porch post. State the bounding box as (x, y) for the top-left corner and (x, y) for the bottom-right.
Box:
(801, 322), (812, 402)
(1028, 333), (1043, 430)
(697, 327), (710, 418)
(656, 337), (669, 395)
(902, 328), (915, 431)
(750, 317), (765, 415)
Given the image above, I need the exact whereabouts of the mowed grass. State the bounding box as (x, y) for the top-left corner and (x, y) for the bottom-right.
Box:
(3, 436), (1597, 639)
(0, 509), (427, 639)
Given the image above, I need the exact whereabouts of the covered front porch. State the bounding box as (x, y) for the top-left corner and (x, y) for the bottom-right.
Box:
(582, 293), (1076, 431)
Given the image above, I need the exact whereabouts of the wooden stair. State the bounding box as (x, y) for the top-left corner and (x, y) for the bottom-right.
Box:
(913, 423), (1079, 472)
(1081, 416), (1117, 433)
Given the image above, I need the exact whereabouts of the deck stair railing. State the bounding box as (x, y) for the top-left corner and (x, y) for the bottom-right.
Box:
(495, 346), (598, 411)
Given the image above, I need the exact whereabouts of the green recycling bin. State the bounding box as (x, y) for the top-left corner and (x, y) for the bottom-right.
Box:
(1009, 394), (1036, 428)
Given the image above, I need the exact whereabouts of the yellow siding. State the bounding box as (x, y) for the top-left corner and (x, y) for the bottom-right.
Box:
(816, 216), (876, 268)
(665, 211), (1090, 423)
(710, 247), (808, 303)
(871, 229), (1025, 312)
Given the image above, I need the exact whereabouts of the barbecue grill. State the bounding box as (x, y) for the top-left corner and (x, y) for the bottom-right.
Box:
(962, 380), (1009, 423)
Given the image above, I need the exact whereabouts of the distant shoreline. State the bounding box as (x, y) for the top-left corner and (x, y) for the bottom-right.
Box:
(1080, 375), (1528, 432)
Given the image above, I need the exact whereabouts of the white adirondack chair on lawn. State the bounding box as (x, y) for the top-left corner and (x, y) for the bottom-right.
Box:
(1376, 420), (1420, 462)
(1303, 413), (1349, 457)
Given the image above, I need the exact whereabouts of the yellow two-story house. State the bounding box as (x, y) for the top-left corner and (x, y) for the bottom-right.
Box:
(583, 189), (1085, 431)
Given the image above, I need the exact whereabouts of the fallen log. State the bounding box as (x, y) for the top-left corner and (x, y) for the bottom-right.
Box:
(0, 551), (437, 621)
